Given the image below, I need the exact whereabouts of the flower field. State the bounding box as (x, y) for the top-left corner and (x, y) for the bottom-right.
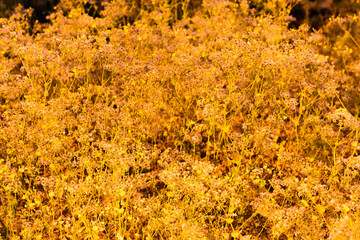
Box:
(1, 0), (360, 239)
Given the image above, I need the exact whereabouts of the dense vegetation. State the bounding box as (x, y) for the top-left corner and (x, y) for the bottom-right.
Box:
(1, 0), (360, 239)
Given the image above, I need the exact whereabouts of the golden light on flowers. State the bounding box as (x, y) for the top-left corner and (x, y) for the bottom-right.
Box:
(1, 0), (360, 239)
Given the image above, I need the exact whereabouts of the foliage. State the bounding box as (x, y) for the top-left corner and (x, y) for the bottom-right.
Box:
(1, 0), (360, 239)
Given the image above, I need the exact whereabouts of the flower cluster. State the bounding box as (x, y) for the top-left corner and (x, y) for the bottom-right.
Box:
(1, 0), (360, 239)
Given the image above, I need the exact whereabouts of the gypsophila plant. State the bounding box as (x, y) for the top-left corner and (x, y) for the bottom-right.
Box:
(1, 0), (360, 239)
